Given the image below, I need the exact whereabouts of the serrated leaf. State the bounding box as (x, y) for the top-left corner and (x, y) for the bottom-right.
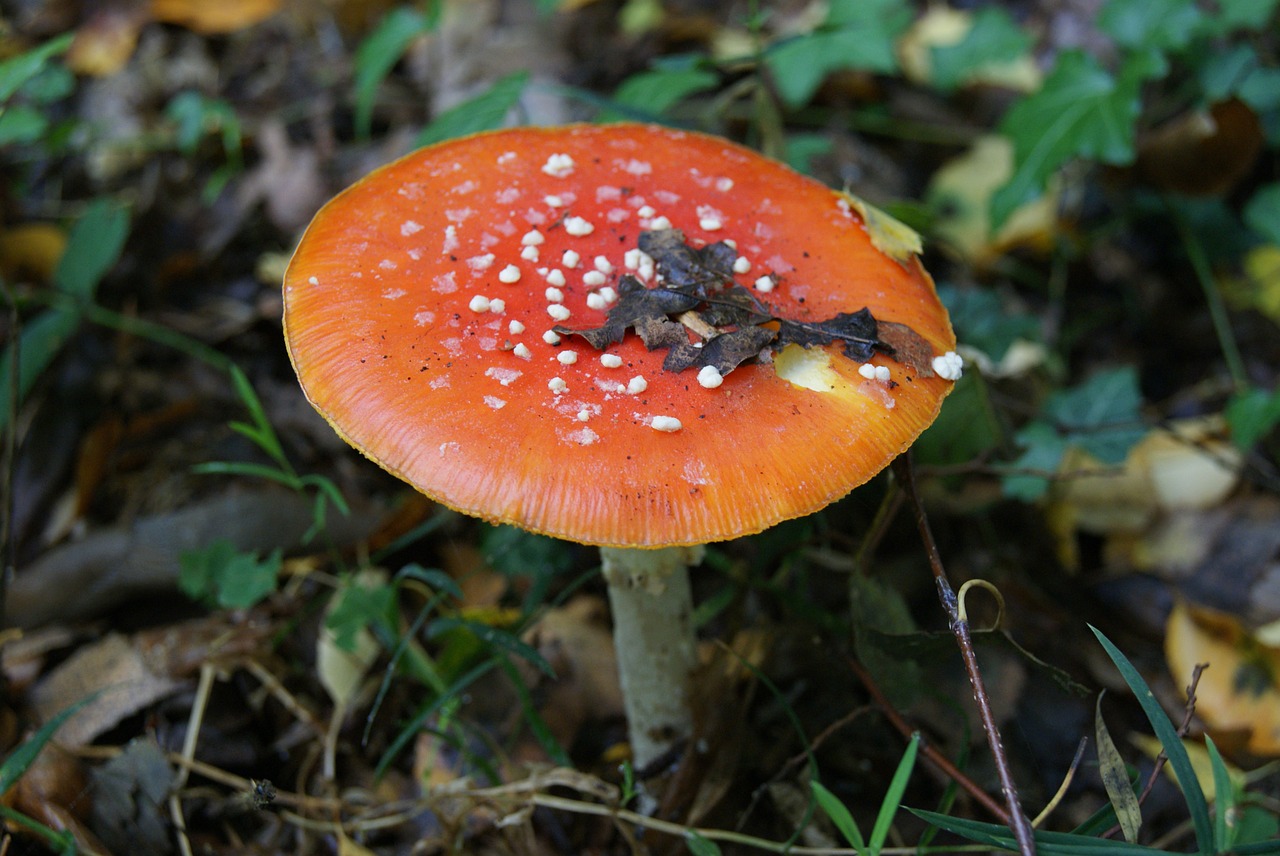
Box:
(1098, 0), (1203, 52)
(929, 7), (1033, 92)
(1044, 366), (1146, 464)
(415, 71), (529, 148)
(1095, 694), (1142, 843)
(992, 51), (1160, 228)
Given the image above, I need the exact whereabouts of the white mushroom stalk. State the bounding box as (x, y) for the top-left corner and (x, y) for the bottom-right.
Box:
(600, 546), (703, 769)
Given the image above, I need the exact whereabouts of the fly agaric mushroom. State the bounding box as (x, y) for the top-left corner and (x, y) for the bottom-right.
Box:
(283, 124), (959, 771)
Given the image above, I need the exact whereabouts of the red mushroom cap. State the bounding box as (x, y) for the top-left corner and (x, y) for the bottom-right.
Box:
(284, 124), (956, 548)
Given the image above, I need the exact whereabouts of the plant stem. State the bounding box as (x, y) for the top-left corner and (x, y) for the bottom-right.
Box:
(891, 453), (1037, 856)
(600, 545), (703, 771)
(1169, 200), (1248, 390)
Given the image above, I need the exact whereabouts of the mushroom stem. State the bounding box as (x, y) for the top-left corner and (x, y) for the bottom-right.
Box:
(600, 545), (703, 770)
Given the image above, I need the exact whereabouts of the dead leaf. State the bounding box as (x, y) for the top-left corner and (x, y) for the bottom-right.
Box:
(30, 633), (185, 747)
(66, 4), (148, 76)
(89, 738), (174, 856)
(0, 223), (67, 283)
(519, 596), (622, 751)
(151, 0), (283, 33)
(1135, 100), (1264, 197)
(1165, 599), (1280, 756)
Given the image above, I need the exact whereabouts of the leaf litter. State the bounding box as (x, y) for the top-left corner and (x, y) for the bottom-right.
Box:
(555, 229), (938, 377)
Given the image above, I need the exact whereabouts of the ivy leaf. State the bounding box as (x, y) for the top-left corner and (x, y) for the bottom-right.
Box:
(1098, 0), (1204, 53)
(1003, 367), (1147, 499)
(992, 50), (1163, 229)
(930, 7), (1033, 92)
(764, 0), (910, 107)
(1244, 183), (1280, 245)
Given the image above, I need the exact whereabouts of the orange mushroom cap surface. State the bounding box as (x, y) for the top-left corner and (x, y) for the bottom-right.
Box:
(284, 124), (956, 548)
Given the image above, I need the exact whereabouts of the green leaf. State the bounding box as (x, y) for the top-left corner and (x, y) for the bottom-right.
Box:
(684, 831), (722, 856)
(764, 0), (909, 107)
(1205, 736), (1237, 852)
(929, 7), (1033, 92)
(354, 7), (435, 139)
(1209, 0), (1280, 32)
(1225, 386), (1280, 449)
(1098, 0), (1203, 53)
(1095, 693), (1142, 843)
(869, 733), (920, 854)
(1044, 366), (1146, 464)
(603, 67), (718, 121)
(414, 71), (529, 148)
(0, 200), (130, 431)
(427, 617), (556, 678)
(1244, 183), (1280, 245)
(0, 697), (92, 794)
(849, 574), (922, 708)
(179, 540), (282, 609)
(1003, 421), (1068, 501)
(0, 32), (73, 102)
(55, 199), (130, 299)
(0, 105), (49, 146)
(812, 780), (866, 851)
(992, 51), (1160, 228)
(912, 809), (1166, 853)
(1088, 627), (1215, 855)
(326, 576), (397, 651)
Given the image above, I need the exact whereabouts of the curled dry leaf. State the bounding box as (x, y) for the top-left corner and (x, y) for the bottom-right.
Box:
(1165, 599), (1280, 756)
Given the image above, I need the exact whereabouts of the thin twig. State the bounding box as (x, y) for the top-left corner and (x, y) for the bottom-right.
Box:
(844, 655), (1010, 823)
(891, 453), (1037, 856)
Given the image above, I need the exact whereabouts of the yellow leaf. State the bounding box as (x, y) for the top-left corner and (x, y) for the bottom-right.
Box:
(839, 192), (922, 264)
(927, 135), (1059, 269)
(1223, 244), (1280, 324)
(1129, 733), (1245, 803)
(897, 6), (1041, 92)
(317, 569), (386, 709)
(151, 0), (283, 34)
(1165, 599), (1280, 756)
(0, 223), (67, 283)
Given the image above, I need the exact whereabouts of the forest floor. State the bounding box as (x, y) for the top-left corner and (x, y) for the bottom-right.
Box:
(3, 1), (1280, 854)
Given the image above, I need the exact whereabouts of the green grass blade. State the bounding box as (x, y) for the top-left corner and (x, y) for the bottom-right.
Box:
(0, 697), (92, 793)
(912, 809), (1162, 854)
(1204, 735), (1235, 852)
(869, 732), (919, 853)
(1088, 626), (1214, 855)
(811, 780), (866, 852)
